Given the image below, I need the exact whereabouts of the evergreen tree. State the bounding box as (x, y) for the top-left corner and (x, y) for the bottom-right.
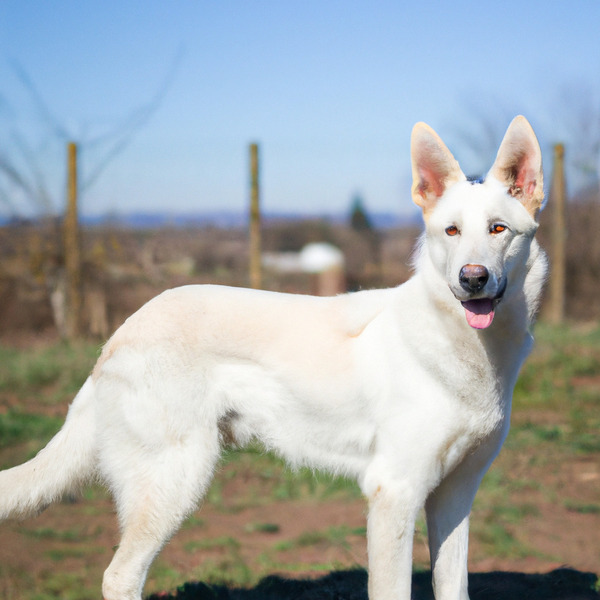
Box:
(349, 194), (372, 232)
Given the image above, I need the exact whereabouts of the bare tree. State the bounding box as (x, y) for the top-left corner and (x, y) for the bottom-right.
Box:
(0, 51), (182, 337)
(0, 49), (182, 218)
(449, 83), (600, 197)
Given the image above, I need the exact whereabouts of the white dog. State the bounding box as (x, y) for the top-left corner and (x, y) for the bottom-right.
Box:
(0, 116), (547, 600)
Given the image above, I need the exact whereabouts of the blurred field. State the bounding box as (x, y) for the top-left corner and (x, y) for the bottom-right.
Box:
(0, 322), (598, 599)
(0, 220), (416, 339)
(1, 194), (600, 341)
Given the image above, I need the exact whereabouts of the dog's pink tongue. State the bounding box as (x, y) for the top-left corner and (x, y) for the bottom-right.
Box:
(461, 299), (495, 329)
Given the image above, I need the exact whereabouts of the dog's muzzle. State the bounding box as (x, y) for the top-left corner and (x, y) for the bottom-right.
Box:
(457, 264), (506, 330)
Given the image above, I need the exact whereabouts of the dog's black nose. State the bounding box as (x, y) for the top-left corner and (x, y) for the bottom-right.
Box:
(459, 264), (489, 293)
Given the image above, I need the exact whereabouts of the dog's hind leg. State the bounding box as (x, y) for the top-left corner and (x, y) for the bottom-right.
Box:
(100, 426), (220, 600)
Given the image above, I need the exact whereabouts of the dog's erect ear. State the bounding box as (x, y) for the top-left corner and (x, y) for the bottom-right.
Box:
(490, 116), (544, 219)
(411, 122), (466, 217)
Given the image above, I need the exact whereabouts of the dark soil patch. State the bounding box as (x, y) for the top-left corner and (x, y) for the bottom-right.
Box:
(147, 568), (599, 600)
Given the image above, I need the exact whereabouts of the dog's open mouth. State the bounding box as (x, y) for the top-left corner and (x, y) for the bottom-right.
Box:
(460, 278), (506, 330)
(461, 298), (495, 329)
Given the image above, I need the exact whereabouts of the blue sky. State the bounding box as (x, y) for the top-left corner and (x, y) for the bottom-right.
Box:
(1, 1), (599, 220)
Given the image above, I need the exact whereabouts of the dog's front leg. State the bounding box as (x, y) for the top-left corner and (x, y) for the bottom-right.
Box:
(366, 482), (419, 600)
(425, 454), (491, 600)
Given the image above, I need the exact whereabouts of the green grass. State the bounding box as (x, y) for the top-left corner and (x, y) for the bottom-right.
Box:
(21, 525), (104, 542)
(44, 546), (105, 562)
(208, 444), (361, 512)
(0, 341), (99, 465)
(179, 536), (254, 587)
(0, 341), (100, 406)
(30, 571), (99, 600)
(0, 410), (62, 450)
(184, 535), (241, 554)
(470, 322), (600, 559)
(274, 525), (366, 553)
(510, 322), (600, 453)
(513, 323), (600, 410)
(244, 522), (281, 534)
(564, 500), (600, 514)
(182, 515), (206, 530)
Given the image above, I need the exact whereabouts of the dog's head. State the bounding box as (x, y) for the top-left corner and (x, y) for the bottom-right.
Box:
(411, 116), (544, 329)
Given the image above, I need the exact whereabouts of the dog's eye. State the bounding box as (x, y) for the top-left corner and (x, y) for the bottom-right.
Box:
(445, 225), (459, 237)
(490, 223), (507, 234)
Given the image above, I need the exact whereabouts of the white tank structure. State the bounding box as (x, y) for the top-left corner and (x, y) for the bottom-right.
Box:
(262, 242), (346, 296)
(299, 242), (346, 296)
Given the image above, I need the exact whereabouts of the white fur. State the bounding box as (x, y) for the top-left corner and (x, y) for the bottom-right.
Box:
(0, 116), (547, 600)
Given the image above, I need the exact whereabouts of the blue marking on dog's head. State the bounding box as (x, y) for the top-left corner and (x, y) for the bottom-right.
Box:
(467, 175), (485, 184)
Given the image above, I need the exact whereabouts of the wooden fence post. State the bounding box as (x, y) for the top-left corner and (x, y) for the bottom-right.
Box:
(64, 141), (81, 339)
(249, 142), (262, 289)
(547, 143), (567, 325)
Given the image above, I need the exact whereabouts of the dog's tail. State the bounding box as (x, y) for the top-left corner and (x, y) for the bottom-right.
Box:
(0, 376), (97, 520)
